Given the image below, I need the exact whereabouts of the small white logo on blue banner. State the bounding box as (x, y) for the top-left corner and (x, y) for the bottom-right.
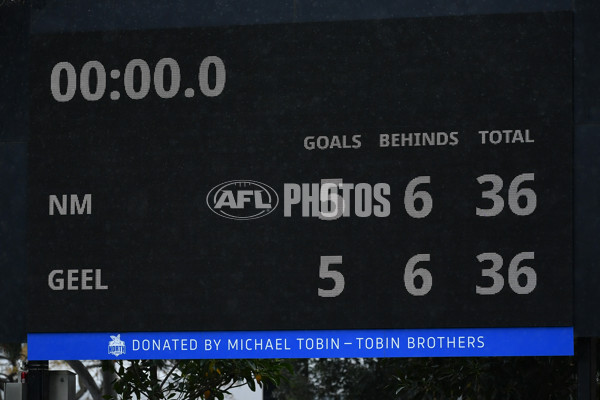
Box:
(108, 334), (126, 357)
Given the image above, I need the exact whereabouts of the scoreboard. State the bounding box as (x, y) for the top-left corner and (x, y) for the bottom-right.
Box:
(28, 12), (573, 359)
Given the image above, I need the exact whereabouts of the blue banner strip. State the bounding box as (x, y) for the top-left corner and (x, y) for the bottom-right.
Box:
(28, 327), (573, 360)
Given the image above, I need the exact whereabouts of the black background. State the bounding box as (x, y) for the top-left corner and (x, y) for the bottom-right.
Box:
(0, 2), (28, 342)
(28, 13), (572, 333)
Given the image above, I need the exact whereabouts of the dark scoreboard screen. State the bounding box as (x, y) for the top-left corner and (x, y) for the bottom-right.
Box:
(28, 12), (573, 358)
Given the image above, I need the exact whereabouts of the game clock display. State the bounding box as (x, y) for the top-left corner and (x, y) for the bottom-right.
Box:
(28, 12), (573, 336)
(49, 56), (226, 102)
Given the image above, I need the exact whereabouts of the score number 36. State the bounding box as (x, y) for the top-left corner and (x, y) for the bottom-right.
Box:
(318, 173), (538, 298)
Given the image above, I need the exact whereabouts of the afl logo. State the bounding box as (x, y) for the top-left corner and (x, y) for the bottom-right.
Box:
(206, 180), (279, 220)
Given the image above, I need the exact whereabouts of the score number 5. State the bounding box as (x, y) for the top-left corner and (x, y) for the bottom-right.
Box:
(318, 256), (344, 298)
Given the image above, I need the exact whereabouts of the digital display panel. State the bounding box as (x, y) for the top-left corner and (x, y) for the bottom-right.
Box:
(28, 12), (573, 357)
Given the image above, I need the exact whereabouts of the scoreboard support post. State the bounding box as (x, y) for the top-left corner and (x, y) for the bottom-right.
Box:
(26, 360), (48, 400)
(576, 337), (597, 400)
